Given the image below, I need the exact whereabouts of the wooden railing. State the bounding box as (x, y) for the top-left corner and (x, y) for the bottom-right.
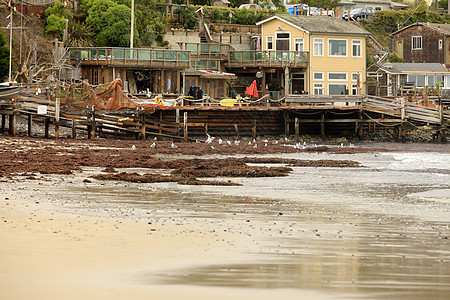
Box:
(69, 47), (191, 68)
(210, 23), (260, 35)
(285, 95), (363, 106)
(181, 43), (230, 58)
(227, 51), (308, 68)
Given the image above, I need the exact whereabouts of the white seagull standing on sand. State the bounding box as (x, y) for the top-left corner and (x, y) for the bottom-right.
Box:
(171, 143), (178, 148)
(131, 145), (136, 150)
(150, 142), (156, 148)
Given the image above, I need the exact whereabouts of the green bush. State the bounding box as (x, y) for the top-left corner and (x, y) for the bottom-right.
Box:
(176, 7), (199, 30)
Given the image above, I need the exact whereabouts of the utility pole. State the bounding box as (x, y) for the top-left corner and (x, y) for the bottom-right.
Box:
(130, 0), (134, 48)
(8, 0), (13, 83)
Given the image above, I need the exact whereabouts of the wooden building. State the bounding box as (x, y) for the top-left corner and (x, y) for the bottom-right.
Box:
(392, 23), (450, 67)
(367, 62), (450, 97)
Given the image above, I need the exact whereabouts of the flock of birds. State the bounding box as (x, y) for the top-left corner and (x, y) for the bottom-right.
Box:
(129, 135), (354, 151)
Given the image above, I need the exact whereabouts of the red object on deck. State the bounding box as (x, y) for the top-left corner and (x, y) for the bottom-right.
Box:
(245, 80), (258, 98)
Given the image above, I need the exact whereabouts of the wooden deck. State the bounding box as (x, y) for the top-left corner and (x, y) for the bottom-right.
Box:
(226, 51), (308, 68)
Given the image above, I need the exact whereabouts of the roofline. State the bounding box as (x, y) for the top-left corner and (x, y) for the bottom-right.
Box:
(311, 32), (370, 36)
(256, 16), (310, 34)
(375, 63), (450, 74)
(391, 22), (450, 37)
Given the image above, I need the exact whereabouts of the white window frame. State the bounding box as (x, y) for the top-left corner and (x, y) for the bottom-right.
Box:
(294, 37), (304, 52)
(352, 72), (360, 81)
(275, 32), (291, 51)
(412, 36), (422, 50)
(352, 83), (358, 95)
(328, 83), (348, 95)
(439, 39), (443, 50)
(328, 72), (347, 81)
(313, 72), (324, 81)
(313, 83), (324, 95)
(313, 38), (324, 56)
(328, 38), (347, 57)
(267, 36), (273, 50)
(352, 39), (362, 57)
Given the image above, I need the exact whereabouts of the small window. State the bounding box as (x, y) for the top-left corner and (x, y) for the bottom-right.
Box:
(313, 38), (323, 56)
(352, 40), (362, 57)
(352, 84), (358, 95)
(314, 83), (324, 95)
(313, 72), (324, 80)
(294, 38), (304, 52)
(439, 39), (443, 50)
(328, 72), (347, 80)
(267, 36), (273, 50)
(352, 73), (359, 81)
(329, 39), (347, 57)
(412, 36), (422, 50)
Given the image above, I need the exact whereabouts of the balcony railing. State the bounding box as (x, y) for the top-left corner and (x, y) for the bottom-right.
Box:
(227, 51), (308, 67)
(182, 43), (230, 58)
(69, 47), (191, 68)
(191, 60), (220, 71)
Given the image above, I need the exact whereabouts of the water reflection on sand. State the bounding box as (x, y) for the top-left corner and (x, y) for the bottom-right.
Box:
(59, 151), (450, 299)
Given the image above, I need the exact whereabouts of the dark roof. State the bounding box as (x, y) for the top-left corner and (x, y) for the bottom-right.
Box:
(376, 63), (450, 73)
(392, 22), (450, 36)
(257, 15), (370, 35)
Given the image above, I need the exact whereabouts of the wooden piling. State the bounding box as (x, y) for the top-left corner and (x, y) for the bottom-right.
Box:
(183, 112), (188, 142)
(234, 124), (239, 139)
(91, 109), (96, 139)
(71, 119), (77, 139)
(27, 114), (32, 136)
(8, 114), (15, 137)
(141, 112), (146, 140)
(44, 117), (50, 138)
(55, 98), (60, 139)
(1, 114), (5, 132)
(204, 123), (208, 137)
(284, 112), (289, 136)
(294, 117), (299, 142)
(252, 120), (257, 140)
(320, 113), (325, 139)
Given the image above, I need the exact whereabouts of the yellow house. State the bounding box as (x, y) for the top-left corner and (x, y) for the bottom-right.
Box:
(256, 15), (370, 96)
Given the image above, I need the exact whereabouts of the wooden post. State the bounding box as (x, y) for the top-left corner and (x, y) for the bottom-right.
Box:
(1, 114), (5, 132)
(320, 113), (325, 140)
(8, 114), (15, 137)
(141, 112), (146, 140)
(252, 120), (257, 140)
(72, 119), (77, 139)
(401, 125), (406, 143)
(159, 110), (162, 135)
(294, 117), (300, 142)
(284, 67), (289, 97)
(183, 112), (188, 142)
(204, 123), (208, 137)
(400, 97), (405, 120)
(44, 117), (50, 138)
(55, 98), (60, 139)
(234, 124), (239, 139)
(91, 108), (96, 139)
(27, 114), (33, 136)
(284, 112), (290, 136)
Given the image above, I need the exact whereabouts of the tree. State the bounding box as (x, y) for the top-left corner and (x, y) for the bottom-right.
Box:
(68, 22), (95, 47)
(44, 0), (73, 39)
(0, 31), (9, 82)
(176, 7), (199, 30)
(95, 5), (137, 46)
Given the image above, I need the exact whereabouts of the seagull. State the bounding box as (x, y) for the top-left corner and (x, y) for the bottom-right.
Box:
(303, 141), (307, 146)
(339, 143), (344, 148)
(153, 137), (157, 141)
(211, 145), (215, 150)
(227, 140), (231, 145)
(205, 134), (214, 144)
(264, 143), (268, 147)
(248, 140), (252, 145)
(131, 145), (136, 150)
(253, 143), (257, 148)
(150, 142), (156, 148)
(171, 143), (178, 148)
(273, 141), (278, 145)
(263, 139), (268, 143)
(218, 139), (223, 145)
(252, 138), (256, 143)
(234, 140), (240, 146)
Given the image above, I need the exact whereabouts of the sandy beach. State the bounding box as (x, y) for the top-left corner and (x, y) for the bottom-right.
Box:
(1, 137), (449, 299)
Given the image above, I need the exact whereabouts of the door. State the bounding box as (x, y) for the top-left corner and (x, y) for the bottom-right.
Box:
(291, 73), (305, 94)
(396, 40), (403, 59)
(276, 32), (290, 51)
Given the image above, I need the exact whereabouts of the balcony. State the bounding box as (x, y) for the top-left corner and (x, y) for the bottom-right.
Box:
(226, 51), (308, 68)
(181, 43), (230, 59)
(69, 47), (191, 69)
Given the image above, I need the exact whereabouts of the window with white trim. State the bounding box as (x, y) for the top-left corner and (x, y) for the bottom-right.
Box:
(313, 38), (323, 56)
(412, 36), (422, 50)
(352, 73), (359, 81)
(352, 39), (362, 57)
(439, 39), (443, 50)
(267, 36), (273, 50)
(352, 84), (358, 95)
(329, 84), (347, 95)
(328, 39), (347, 56)
(328, 72), (347, 80)
(314, 83), (324, 95)
(313, 72), (324, 80)
(294, 38), (304, 52)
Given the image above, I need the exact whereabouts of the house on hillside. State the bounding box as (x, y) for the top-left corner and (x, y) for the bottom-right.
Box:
(392, 23), (450, 67)
(336, 0), (408, 14)
(249, 15), (370, 97)
(367, 62), (450, 97)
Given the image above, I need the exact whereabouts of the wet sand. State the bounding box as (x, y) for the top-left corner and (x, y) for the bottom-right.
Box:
(0, 137), (449, 299)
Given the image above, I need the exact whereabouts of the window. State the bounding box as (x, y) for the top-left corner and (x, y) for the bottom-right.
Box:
(329, 84), (347, 95)
(352, 72), (360, 81)
(313, 38), (323, 56)
(294, 38), (304, 52)
(328, 39), (347, 56)
(439, 39), (443, 50)
(352, 39), (362, 57)
(407, 74), (425, 87)
(276, 32), (290, 51)
(267, 36), (273, 50)
(328, 72), (347, 80)
(412, 36), (422, 50)
(352, 84), (358, 95)
(313, 72), (324, 80)
(428, 74), (444, 87)
(314, 83), (324, 95)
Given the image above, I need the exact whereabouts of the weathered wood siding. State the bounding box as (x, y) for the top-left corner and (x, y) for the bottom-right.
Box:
(393, 25), (446, 64)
